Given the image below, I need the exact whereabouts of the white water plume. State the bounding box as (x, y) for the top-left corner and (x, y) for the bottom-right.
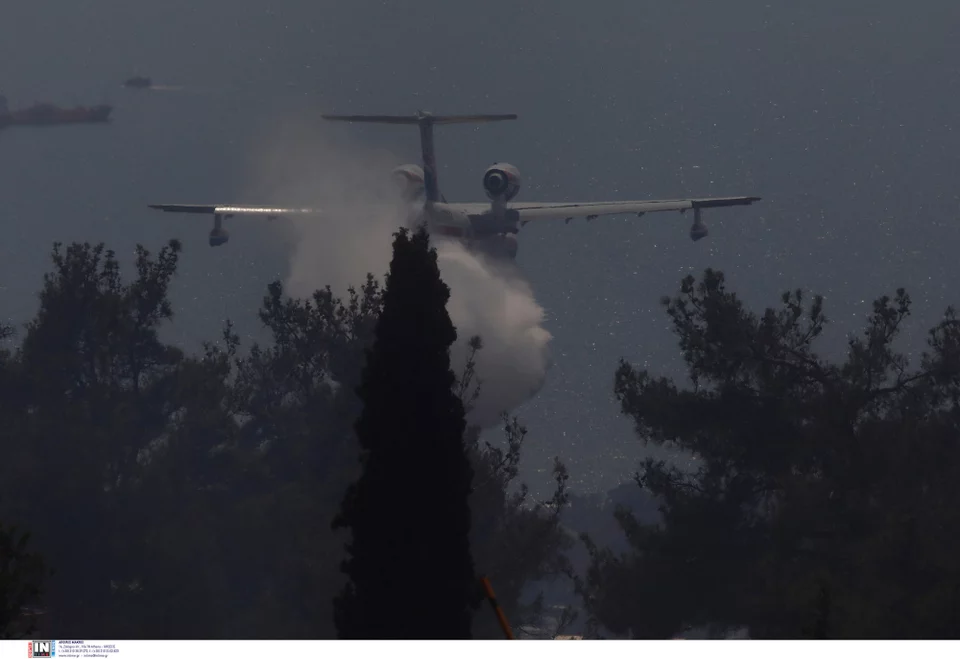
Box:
(244, 112), (552, 428)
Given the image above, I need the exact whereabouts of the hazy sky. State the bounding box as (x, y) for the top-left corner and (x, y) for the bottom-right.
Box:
(2, 1), (960, 494)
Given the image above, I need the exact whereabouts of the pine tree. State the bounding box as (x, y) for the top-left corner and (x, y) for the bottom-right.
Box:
(580, 269), (960, 638)
(332, 225), (476, 639)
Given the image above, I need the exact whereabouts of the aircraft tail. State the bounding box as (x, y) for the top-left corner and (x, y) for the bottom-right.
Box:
(321, 111), (517, 202)
(320, 113), (517, 125)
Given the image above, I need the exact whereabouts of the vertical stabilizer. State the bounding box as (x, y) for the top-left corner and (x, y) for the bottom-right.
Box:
(321, 111), (517, 203)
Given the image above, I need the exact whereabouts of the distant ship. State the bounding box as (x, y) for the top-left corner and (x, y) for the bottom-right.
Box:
(122, 76), (152, 89)
(0, 95), (112, 129)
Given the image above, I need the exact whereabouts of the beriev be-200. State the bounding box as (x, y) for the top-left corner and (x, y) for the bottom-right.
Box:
(147, 111), (761, 261)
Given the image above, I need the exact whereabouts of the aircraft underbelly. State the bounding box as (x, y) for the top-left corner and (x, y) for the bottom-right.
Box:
(420, 205), (471, 237)
(470, 234), (518, 261)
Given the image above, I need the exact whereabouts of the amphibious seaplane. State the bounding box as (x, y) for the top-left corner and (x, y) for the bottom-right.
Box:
(147, 111), (761, 260)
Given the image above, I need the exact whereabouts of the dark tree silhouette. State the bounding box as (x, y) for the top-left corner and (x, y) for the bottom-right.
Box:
(222, 276), (384, 638)
(333, 225), (476, 639)
(0, 521), (47, 639)
(0, 241), (185, 636)
(577, 269), (960, 639)
(0, 237), (572, 639)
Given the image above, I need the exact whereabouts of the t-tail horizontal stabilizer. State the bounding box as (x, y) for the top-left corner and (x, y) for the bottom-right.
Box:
(320, 113), (518, 125)
(321, 111), (517, 203)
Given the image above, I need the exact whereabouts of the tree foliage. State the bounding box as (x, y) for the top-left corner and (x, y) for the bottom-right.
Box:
(0, 236), (570, 638)
(0, 521), (47, 639)
(333, 225), (476, 638)
(579, 269), (960, 638)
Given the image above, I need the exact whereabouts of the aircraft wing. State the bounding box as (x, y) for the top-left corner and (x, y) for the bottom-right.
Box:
(512, 196), (760, 223)
(147, 204), (320, 217)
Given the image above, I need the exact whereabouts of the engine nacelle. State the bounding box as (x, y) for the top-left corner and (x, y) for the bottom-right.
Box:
(391, 164), (425, 201)
(209, 227), (229, 247)
(483, 162), (521, 201)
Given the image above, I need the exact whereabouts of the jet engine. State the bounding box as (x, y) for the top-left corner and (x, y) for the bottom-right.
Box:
(483, 162), (521, 201)
(391, 164), (425, 201)
(209, 227), (229, 247)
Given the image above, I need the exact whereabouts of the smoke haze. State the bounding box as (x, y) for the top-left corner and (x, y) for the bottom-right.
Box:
(244, 114), (552, 428)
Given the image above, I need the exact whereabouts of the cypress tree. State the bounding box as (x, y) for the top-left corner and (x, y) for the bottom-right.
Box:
(332, 224), (476, 639)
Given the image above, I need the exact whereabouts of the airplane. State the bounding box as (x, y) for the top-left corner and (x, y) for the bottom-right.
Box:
(147, 111), (761, 260)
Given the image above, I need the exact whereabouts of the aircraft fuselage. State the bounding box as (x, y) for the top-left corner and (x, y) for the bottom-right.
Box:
(408, 201), (522, 261)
